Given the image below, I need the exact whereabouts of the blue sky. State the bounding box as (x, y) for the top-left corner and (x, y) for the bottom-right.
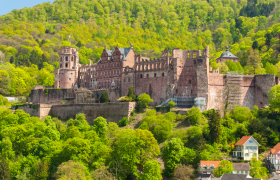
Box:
(0, 0), (54, 15)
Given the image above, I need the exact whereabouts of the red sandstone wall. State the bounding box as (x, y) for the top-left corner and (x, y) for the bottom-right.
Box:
(121, 71), (134, 96)
(59, 69), (77, 89)
(122, 50), (135, 68)
(176, 58), (197, 97)
(135, 70), (168, 105)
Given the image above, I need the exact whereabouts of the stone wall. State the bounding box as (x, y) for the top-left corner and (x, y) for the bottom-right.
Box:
(17, 102), (136, 124)
(16, 104), (52, 119)
(50, 102), (136, 123)
(28, 88), (75, 104)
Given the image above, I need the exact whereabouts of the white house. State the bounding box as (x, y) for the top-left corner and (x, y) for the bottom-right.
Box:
(232, 136), (260, 161)
(267, 142), (280, 172)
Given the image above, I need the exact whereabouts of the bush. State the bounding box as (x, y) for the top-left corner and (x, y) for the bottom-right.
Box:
(0, 95), (11, 107)
(131, 109), (135, 116)
(155, 106), (170, 112)
(176, 114), (187, 121)
(136, 101), (145, 112)
(168, 101), (176, 107)
(230, 106), (253, 123)
(118, 117), (129, 127)
(117, 96), (132, 102)
(187, 107), (202, 125)
(100, 92), (109, 103)
(137, 93), (153, 108)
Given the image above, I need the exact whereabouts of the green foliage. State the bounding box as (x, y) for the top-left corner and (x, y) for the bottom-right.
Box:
(249, 158), (268, 179)
(162, 138), (185, 177)
(127, 86), (136, 101)
(268, 85), (280, 110)
(0, 95), (11, 107)
(208, 110), (222, 144)
(187, 107), (202, 125)
(137, 93), (153, 108)
(117, 96), (133, 102)
(230, 106), (253, 123)
(54, 160), (90, 180)
(118, 117), (128, 127)
(213, 160), (234, 177)
(100, 92), (109, 103)
(138, 160), (162, 180)
(93, 117), (108, 139)
(0, 156), (10, 180)
(155, 106), (171, 113)
(168, 101), (176, 107)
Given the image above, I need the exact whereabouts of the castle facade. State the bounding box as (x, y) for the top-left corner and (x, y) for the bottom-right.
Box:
(29, 46), (280, 110)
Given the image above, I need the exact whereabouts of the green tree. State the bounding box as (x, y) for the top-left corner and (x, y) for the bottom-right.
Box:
(93, 117), (108, 139)
(100, 92), (109, 103)
(268, 85), (280, 110)
(250, 158), (268, 179)
(54, 160), (90, 180)
(162, 138), (185, 177)
(252, 40), (258, 49)
(208, 110), (222, 144)
(247, 50), (262, 75)
(127, 86), (136, 101)
(138, 160), (162, 180)
(230, 106), (253, 123)
(172, 164), (194, 180)
(33, 161), (49, 180)
(137, 93), (153, 108)
(213, 160), (234, 177)
(187, 107), (201, 125)
(0, 156), (10, 180)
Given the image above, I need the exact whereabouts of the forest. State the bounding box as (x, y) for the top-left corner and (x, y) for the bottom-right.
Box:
(2, 0), (280, 96)
(2, 84), (280, 179)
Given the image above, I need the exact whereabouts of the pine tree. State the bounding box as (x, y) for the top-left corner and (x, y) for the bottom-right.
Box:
(100, 92), (109, 103)
(208, 110), (222, 144)
(127, 86), (136, 101)
(0, 156), (10, 180)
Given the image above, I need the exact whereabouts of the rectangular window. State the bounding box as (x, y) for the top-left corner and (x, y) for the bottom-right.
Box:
(189, 80), (191, 84)
(128, 78), (130, 82)
(124, 78), (126, 82)
(69, 78), (71, 81)
(245, 153), (249, 156)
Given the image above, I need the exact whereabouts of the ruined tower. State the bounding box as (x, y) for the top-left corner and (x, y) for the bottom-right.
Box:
(54, 47), (80, 89)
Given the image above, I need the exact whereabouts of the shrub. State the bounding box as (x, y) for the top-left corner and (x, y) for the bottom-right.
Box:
(0, 95), (11, 107)
(100, 92), (109, 103)
(131, 109), (135, 116)
(118, 117), (129, 127)
(117, 96), (132, 102)
(137, 93), (153, 108)
(230, 106), (253, 123)
(168, 101), (176, 107)
(187, 107), (202, 125)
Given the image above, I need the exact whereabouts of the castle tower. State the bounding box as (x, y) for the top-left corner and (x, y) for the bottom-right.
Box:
(54, 47), (80, 89)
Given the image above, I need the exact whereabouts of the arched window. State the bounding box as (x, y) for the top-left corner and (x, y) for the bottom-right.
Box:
(154, 73), (156, 77)
(66, 57), (68, 61)
(162, 73), (164, 77)
(65, 63), (68, 68)
(60, 64), (62, 68)
(140, 74), (143, 78)
(147, 74), (149, 78)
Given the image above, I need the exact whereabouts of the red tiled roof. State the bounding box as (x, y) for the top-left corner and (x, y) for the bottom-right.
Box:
(235, 136), (251, 146)
(271, 142), (280, 154)
(200, 161), (221, 168)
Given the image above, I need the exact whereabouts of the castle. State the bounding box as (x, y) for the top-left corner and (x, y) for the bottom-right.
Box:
(28, 45), (280, 112)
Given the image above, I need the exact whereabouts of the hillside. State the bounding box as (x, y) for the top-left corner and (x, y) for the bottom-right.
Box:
(2, 0), (280, 96)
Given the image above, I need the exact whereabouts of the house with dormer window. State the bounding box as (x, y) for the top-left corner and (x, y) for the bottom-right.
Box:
(232, 136), (260, 161)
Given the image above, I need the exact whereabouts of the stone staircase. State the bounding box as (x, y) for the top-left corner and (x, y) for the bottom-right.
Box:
(226, 75), (242, 110)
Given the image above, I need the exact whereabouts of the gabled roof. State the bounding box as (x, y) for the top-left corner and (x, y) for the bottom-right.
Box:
(235, 136), (260, 146)
(200, 161), (221, 168)
(105, 47), (132, 60)
(232, 163), (250, 171)
(235, 136), (252, 146)
(271, 142), (280, 154)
